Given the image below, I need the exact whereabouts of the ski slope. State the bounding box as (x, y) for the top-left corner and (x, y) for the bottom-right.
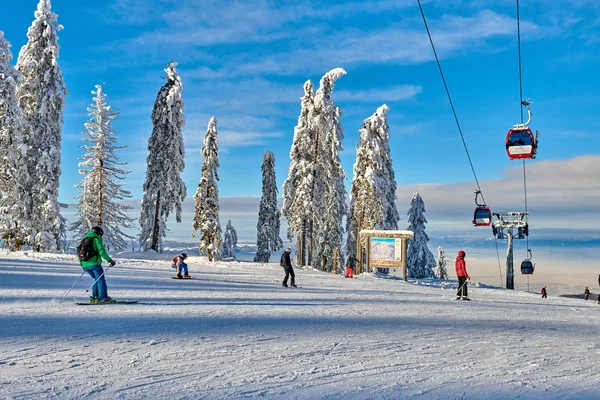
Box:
(0, 250), (599, 399)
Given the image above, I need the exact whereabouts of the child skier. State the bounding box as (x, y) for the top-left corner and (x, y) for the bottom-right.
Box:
(171, 253), (189, 279)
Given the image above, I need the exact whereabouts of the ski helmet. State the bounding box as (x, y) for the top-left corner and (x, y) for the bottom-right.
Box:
(181, 253), (187, 259)
(285, 248), (291, 253)
(92, 226), (104, 236)
(458, 250), (466, 257)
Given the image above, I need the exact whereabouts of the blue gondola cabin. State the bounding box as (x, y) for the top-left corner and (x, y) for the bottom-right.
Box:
(521, 260), (534, 274)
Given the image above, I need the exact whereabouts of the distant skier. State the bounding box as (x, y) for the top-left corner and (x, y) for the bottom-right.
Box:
(345, 255), (357, 278)
(541, 286), (547, 298)
(584, 287), (590, 300)
(171, 253), (189, 279)
(280, 248), (296, 287)
(455, 250), (470, 300)
(78, 226), (116, 303)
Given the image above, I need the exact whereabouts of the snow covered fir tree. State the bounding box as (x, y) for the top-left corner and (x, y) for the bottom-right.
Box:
(70, 85), (134, 251)
(254, 151), (282, 262)
(282, 80), (315, 266)
(309, 68), (347, 272)
(406, 193), (436, 278)
(0, 31), (27, 251)
(222, 220), (238, 260)
(139, 62), (186, 252)
(346, 104), (400, 261)
(193, 116), (222, 262)
(14, 0), (67, 252)
(436, 246), (448, 280)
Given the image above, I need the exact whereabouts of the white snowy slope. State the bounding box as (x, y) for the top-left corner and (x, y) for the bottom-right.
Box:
(0, 250), (599, 399)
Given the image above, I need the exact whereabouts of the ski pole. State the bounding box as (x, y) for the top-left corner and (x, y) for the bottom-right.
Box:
(60, 270), (86, 303)
(85, 264), (115, 293)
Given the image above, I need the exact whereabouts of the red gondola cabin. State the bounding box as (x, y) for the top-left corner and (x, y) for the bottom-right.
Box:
(506, 127), (536, 160)
(473, 206), (492, 227)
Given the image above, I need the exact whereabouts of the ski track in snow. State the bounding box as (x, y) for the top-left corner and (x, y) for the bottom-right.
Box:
(0, 251), (599, 399)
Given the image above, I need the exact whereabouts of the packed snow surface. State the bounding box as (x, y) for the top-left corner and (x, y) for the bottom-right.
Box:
(1, 251), (599, 399)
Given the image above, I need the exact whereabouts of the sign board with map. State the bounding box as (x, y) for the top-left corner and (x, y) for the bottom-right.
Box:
(369, 237), (403, 266)
(358, 230), (414, 280)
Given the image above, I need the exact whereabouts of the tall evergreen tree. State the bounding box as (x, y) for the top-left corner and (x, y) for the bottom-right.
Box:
(311, 68), (347, 272)
(15, 0), (67, 252)
(282, 80), (315, 264)
(193, 116), (222, 261)
(0, 31), (27, 250)
(406, 192), (435, 278)
(254, 151), (282, 262)
(71, 85), (134, 250)
(139, 62), (186, 252)
(346, 105), (399, 259)
(435, 246), (448, 280)
(222, 220), (238, 260)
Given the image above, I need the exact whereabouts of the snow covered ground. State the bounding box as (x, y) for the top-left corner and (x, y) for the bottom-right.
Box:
(1, 250), (599, 399)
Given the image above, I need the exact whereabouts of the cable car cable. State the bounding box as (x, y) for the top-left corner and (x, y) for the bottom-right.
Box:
(417, 0), (504, 282)
(516, 0), (531, 260)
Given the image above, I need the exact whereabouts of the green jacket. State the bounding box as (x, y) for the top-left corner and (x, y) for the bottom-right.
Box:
(80, 231), (113, 269)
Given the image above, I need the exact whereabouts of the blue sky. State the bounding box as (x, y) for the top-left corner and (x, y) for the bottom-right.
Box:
(3, 0), (600, 242)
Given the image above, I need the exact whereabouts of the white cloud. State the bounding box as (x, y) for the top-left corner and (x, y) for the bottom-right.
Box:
(335, 85), (422, 102)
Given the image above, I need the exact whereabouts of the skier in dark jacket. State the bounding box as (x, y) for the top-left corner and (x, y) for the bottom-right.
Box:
(584, 287), (590, 300)
(280, 248), (296, 287)
(455, 250), (470, 300)
(80, 226), (116, 303)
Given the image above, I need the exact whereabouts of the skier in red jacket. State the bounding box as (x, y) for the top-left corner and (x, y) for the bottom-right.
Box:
(455, 250), (470, 300)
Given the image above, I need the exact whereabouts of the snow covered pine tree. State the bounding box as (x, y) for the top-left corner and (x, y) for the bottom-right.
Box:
(193, 117), (222, 261)
(436, 246), (448, 280)
(139, 62), (186, 252)
(254, 151), (283, 262)
(406, 193), (436, 279)
(310, 68), (347, 272)
(222, 220), (238, 260)
(0, 31), (27, 250)
(347, 105), (400, 264)
(71, 85), (134, 251)
(15, 0), (68, 252)
(282, 80), (315, 266)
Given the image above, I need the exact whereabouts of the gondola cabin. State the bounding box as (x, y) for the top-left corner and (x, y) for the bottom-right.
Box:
(521, 260), (534, 274)
(506, 127), (536, 160)
(473, 206), (492, 227)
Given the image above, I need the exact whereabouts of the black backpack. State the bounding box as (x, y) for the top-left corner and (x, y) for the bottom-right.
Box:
(77, 237), (98, 261)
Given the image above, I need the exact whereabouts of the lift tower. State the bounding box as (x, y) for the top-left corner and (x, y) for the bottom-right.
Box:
(492, 212), (528, 290)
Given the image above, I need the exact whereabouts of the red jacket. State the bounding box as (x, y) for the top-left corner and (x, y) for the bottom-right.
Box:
(455, 256), (469, 279)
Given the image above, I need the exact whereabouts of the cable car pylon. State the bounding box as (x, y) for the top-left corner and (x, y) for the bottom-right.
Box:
(492, 212), (529, 289)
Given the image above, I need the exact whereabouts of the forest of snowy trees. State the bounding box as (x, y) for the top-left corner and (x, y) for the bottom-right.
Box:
(0, 0), (440, 279)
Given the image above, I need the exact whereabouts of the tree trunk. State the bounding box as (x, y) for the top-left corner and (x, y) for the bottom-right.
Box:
(308, 210), (313, 266)
(96, 160), (103, 226)
(151, 190), (161, 252)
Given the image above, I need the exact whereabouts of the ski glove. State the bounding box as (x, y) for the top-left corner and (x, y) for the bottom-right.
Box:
(109, 259), (116, 267)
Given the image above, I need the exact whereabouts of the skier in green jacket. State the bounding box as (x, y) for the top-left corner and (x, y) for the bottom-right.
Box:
(80, 226), (116, 303)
